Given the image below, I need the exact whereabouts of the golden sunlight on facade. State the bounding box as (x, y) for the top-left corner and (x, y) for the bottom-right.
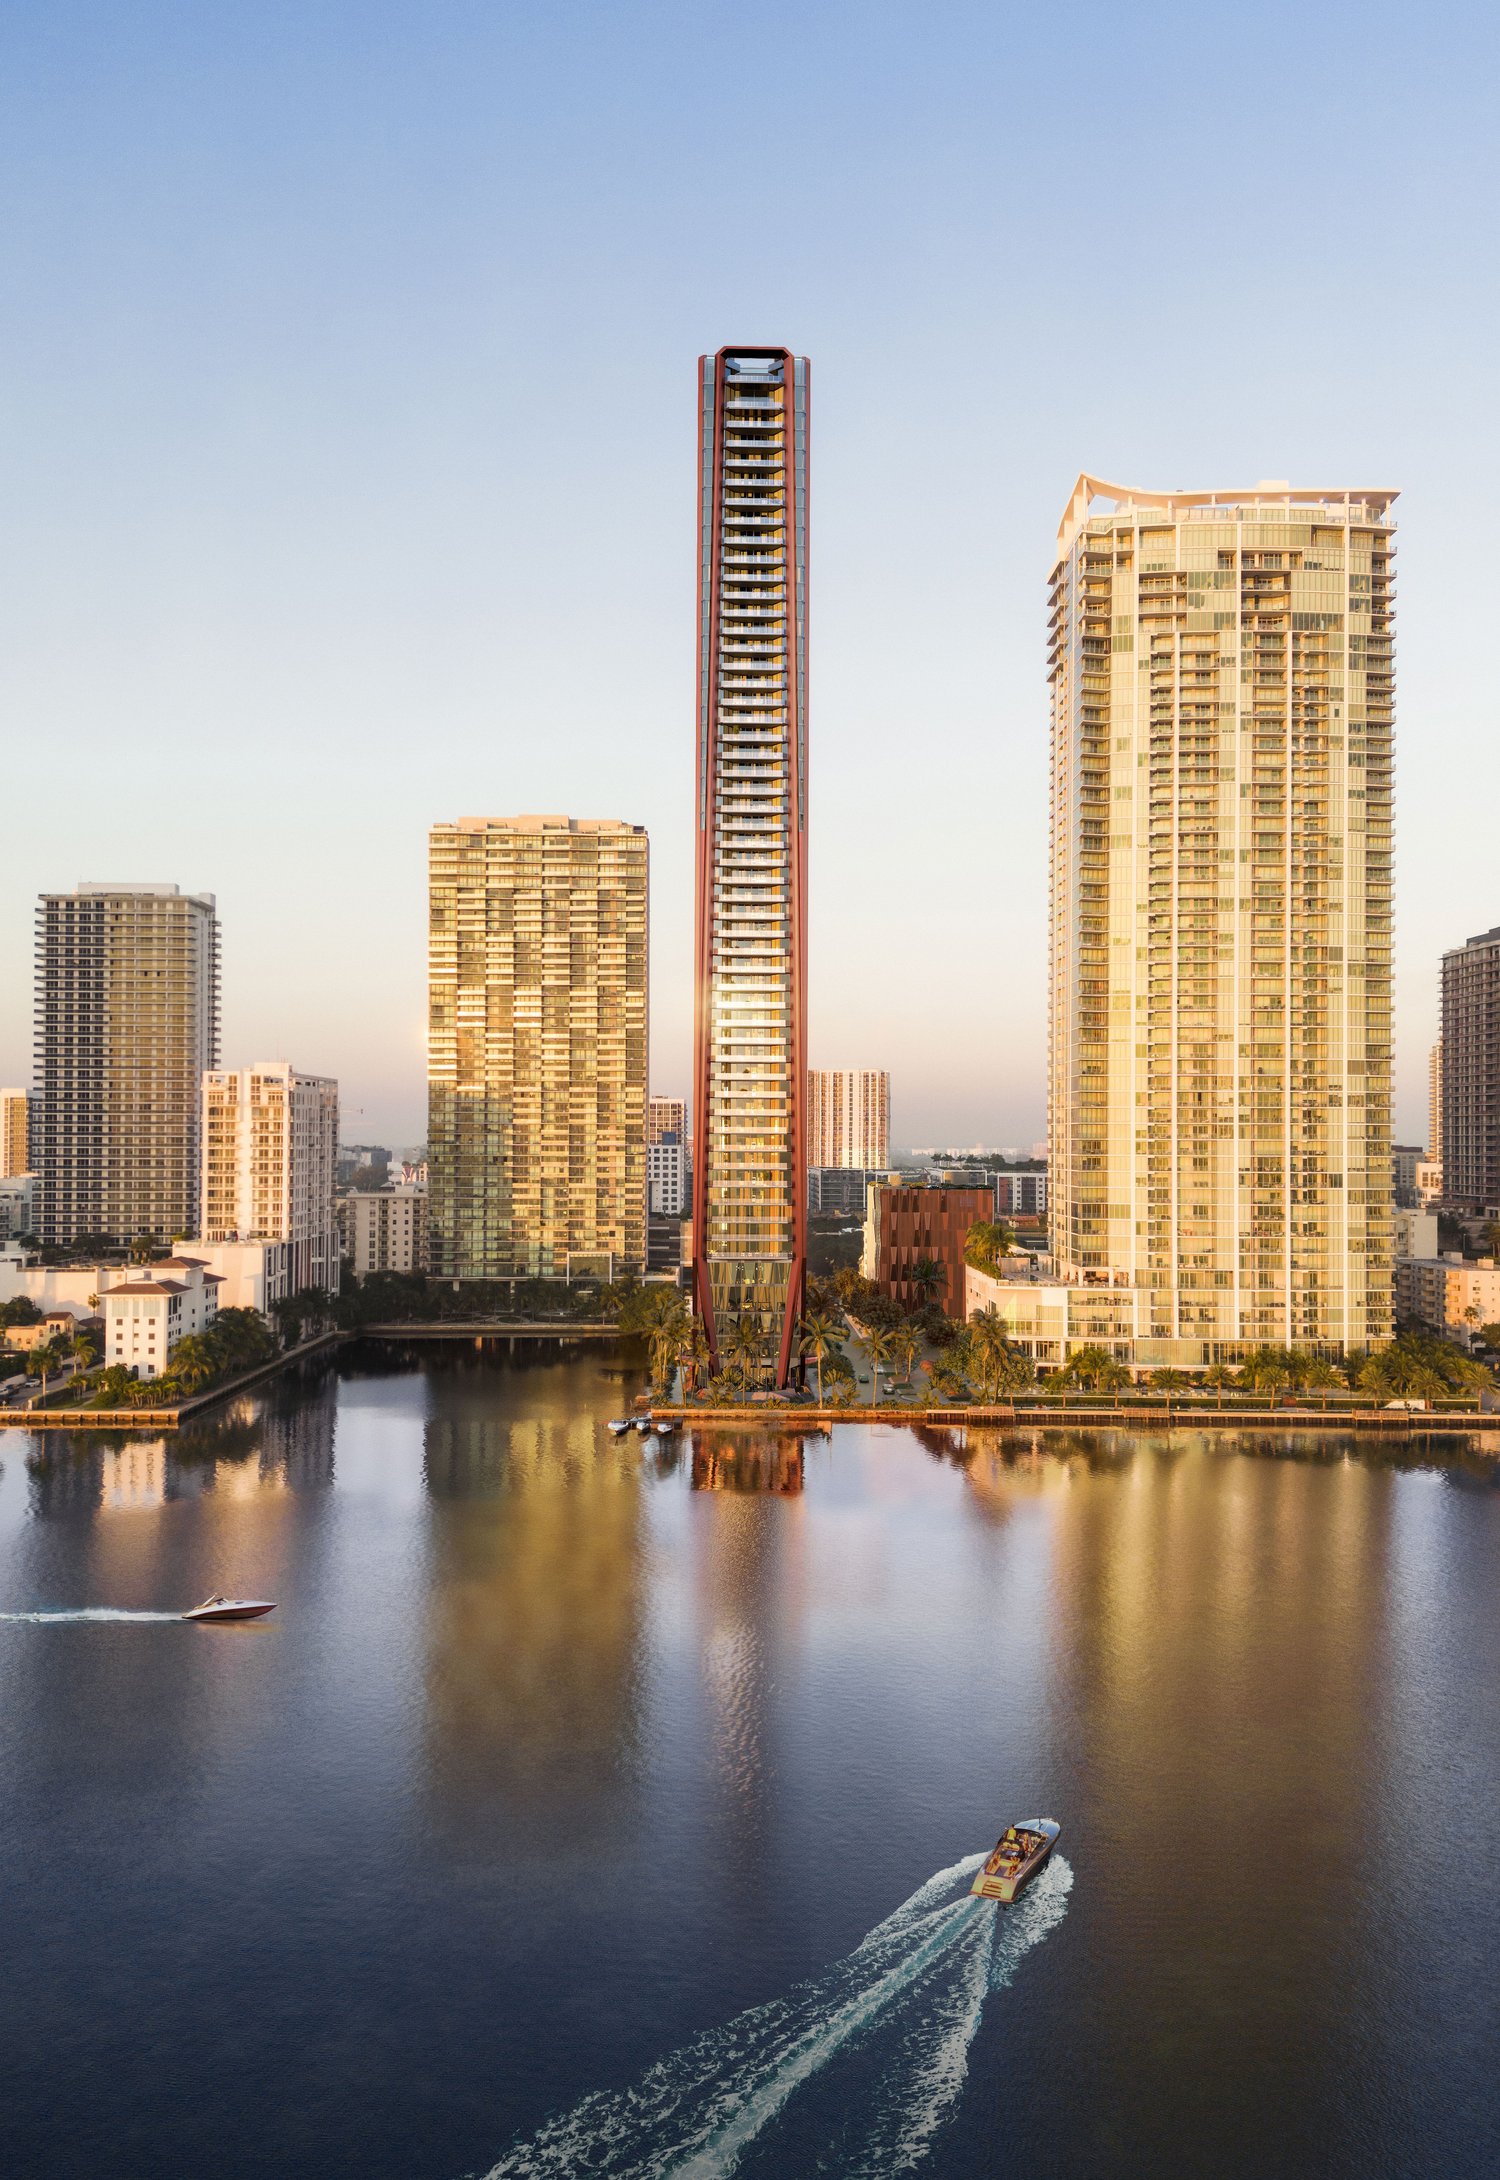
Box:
(427, 816), (648, 1282)
(1047, 479), (1395, 1363)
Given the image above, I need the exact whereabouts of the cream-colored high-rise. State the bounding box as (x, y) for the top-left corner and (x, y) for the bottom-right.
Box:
(428, 817), (648, 1281)
(1048, 479), (1394, 1361)
(201, 1062), (340, 1295)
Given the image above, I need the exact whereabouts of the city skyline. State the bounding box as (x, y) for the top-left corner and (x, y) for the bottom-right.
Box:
(2, 4), (1491, 1147)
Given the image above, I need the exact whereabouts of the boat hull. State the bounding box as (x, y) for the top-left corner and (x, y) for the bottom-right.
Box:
(181, 1602), (277, 1623)
(971, 1817), (1060, 1903)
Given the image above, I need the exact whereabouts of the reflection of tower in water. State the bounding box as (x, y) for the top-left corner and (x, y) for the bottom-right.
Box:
(690, 1431), (805, 1496)
(689, 1433), (808, 1896)
(420, 1404), (645, 1840)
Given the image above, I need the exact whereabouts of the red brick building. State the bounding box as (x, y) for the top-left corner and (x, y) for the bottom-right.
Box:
(863, 1184), (994, 1318)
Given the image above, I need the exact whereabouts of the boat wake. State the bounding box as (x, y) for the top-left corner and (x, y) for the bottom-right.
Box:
(483, 1850), (1072, 2179)
(0, 1608), (183, 1623)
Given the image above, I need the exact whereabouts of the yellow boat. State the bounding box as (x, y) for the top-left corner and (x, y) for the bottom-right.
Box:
(971, 1817), (1060, 1903)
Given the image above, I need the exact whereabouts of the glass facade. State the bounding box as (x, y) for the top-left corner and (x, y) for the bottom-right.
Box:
(692, 348), (809, 1381)
(428, 817), (648, 1281)
(1048, 480), (1395, 1359)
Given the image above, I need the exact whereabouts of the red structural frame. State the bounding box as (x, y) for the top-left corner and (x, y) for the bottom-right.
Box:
(691, 346), (808, 1385)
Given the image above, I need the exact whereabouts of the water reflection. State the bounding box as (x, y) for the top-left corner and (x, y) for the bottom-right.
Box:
(690, 1432), (806, 1495)
(420, 1388), (646, 1842)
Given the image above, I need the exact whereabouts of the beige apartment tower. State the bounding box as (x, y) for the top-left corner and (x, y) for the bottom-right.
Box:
(0, 1090), (27, 1178)
(201, 1062), (340, 1294)
(428, 817), (648, 1280)
(1048, 478), (1395, 1360)
(807, 1070), (890, 1170)
(35, 883), (220, 1247)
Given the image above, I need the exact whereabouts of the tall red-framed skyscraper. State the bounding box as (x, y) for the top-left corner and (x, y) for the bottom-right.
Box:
(691, 346), (809, 1385)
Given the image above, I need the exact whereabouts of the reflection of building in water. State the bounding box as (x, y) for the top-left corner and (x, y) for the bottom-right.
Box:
(100, 1441), (170, 1509)
(687, 1438), (808, 1909)
(420, 1405), (644, 1837)
(690, 1435), (805, 1496)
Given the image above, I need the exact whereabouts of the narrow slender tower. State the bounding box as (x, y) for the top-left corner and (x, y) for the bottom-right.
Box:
(692, 347), (809, 1384)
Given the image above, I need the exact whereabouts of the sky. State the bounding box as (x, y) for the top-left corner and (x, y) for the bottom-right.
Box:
(2, 0), (1497, 1150)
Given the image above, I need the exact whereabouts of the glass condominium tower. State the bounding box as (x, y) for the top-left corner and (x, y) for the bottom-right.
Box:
(692, 346), (809, 1384)
(1049, 478), (1395, 1360)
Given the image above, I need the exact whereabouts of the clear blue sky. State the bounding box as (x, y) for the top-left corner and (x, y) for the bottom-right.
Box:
(3, 0), (1495, 1148)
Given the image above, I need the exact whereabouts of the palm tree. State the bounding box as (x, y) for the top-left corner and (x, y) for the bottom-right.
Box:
(865, 1326), (896, 1403)
(677, 1318), (710, 1396)
(28, 1338), (67, 1400)
(889, 1321), (922, 1387)
(798, 1311), (841, 1405)
(727, 1315), (763, 1388)
(1056, 1344), (1131, 1394)
(909, 1258), (946, 1311)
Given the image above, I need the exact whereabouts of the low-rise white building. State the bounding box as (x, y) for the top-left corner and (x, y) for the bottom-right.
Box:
(102, 1260), (220, 1380)
(337, 1187), (429, 1277)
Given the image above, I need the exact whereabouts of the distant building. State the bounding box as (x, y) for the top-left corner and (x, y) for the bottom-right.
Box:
(992, 1168), (1048, 1218)
(0, 1174), (36, 1243)
(648, 1098), (687, 1148)
(1393, 1207), (1439, 1261)
(1416, 1158), (1444, 1207)
(338, 1187), (429, 1278)
(1392, 1145), (1424, 1210)
(1441, 929), (1500, 1209)
(807, 1071), (890, 1171)
(102, 1259), (220, 1380)
(202, 1063), (340, 1297)
(0, 1090), (27, 1179)
(35, 883), (220, 1247)
(1429, 1040), (1444, 1182)
(861, 1182), (993, 1318)
(808, 1167), (874, 1218)
(337, 1144), (390, 1188)
(648, 1133), (687, 1218)
(1396, 1255), (1500, 1342)
(428, 815), (648, 1280)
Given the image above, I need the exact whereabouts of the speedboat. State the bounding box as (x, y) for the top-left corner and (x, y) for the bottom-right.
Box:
(653, 1418), (676, 1436)
(971, 1817), (1060, 1903)
(181, 1595), (278, 1624)
(634, 1415), (654, 1434)
(607, 1418), (632, 1436)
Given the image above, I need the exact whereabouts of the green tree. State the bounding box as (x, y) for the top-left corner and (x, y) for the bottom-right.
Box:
(909, 1258), (947, 1310)
(1055, 1345), (1131, 1393)
(865, 1325), (896, 1403)
(963, 1221), (1018, 1278)
(26, 1338), (68, 1398)
(0, 1296), (42, 1328)
(726, 1315), (764, 1388)
(889, 1320), (923, 1387)
(798, 1310), (842, 1404)
(964, 1306), (1035, 1399)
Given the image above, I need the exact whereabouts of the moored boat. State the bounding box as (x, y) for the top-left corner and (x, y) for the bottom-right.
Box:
(607, 1419), (631, 1436)
(971, 1817), (1059, 1903)
(181, 1595), (277, 1624)
(634, 1415), (654, 1434)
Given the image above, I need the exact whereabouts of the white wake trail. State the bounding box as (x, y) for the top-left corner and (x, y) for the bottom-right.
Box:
(483, 1850), (1071, 2180)
(0, 1608), (183, 1623)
